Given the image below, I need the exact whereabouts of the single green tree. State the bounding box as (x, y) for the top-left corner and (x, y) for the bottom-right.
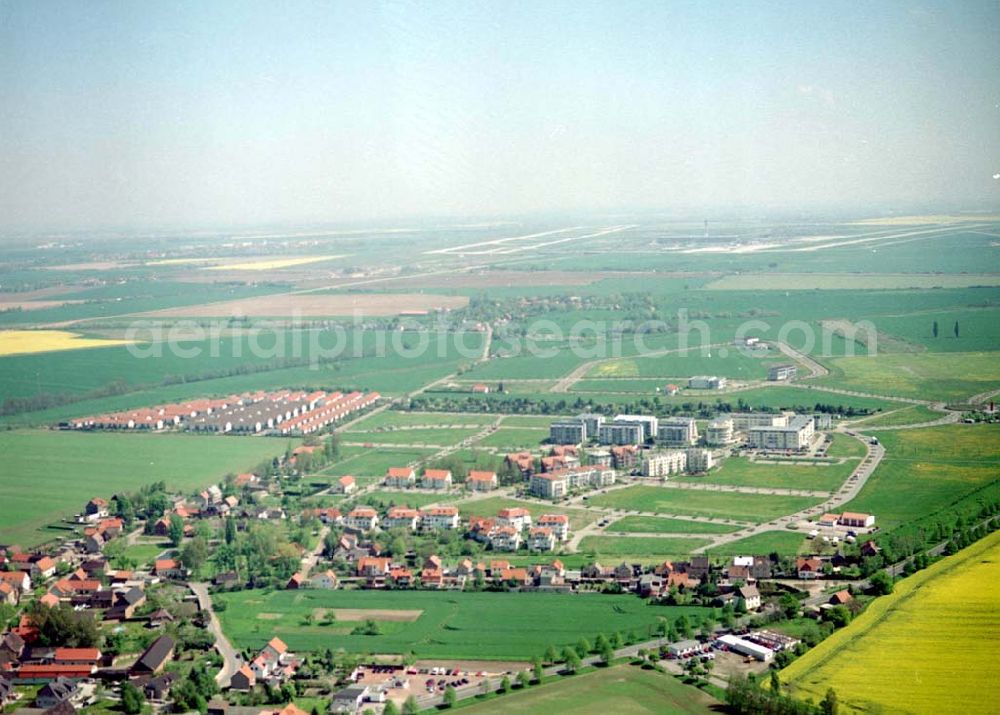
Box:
(443, 685), (457, 708)
(517, 670), (531, 689)
(821, 687), (839, 715)
(120, 681), (145, 715)
(402, 696), (419, 715)
(770, 669), (781, 694)
(954, 321), (960, 338)
(932, 320), (939, 338)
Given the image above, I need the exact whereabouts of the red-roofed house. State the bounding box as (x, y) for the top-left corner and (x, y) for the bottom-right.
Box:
(356, 557), (392, 578)
(230, 664), (256, 691)
(537, 514), (569, 541)
(335, 476), (357, 495)
(54, 648), (101, 666)
(528, 527), (555, 552)
(0, 572), (31, 593)
(344, 507), (379, 532)
(496, 507), (532, 531)
(467, 470), (497, 492)
(153, 559), (183, 579)
(421, 469), (453, 490)
(419, 507), (459, 531)
(383, 507), (420, 531)
(31, 557), (57, 580)
(384, 467), (416, 489)
(839, 512), (875, 528)
(796, 557), (824, 580)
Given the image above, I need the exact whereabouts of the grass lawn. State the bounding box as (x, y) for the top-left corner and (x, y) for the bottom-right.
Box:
(576, 535), (713, 561)
(315, 447), (435, 479)
(838, 424), (1000, 530)
(120, 541), (172, 567)
(214, 589), (711, 660)
(473, 427), (548, 450)
(0, 430), (289, 546)
(817, 351), (1000, 402)
(824, 433), (868, 458)
(703, 531), (806, 558)
(588, 348), (773, 380)
(455, 496), (601, 531)
(358, 490), (462, 509)
(677, 457), (856, 493)
(348, 411), (496, 430)
(587, 485), (823, 524)
(340, 426), (483, 447)
(605, 516), (739, 535)
(781, 529), (1000, 713)
(458, 665), (718, 714)
(848, 404), (944, 429)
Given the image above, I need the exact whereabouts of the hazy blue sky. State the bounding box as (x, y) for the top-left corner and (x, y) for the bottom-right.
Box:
(1, 0), (998, 230)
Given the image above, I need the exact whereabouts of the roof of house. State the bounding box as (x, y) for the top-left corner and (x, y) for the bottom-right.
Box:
(421, 506), (458, 516)
(265, 637), (288, 654)
(54, 648), (100, 662)
(386, 507), (420, 518)
(467, 470), (497, 481)
(132, 635), (175, 673)
(347, 507), (377, 518)
(386, 467), (415, 478)
(423, 469), (452, 480)
(538, 514), (568, 524)
(154, 559), (179, 572)
(498, 507), (531, 518)
(841, 511), (872, 520)
(337, 476), (355, 486)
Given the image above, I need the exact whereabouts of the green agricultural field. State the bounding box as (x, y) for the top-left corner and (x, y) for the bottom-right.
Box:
(214, 589), (711, 660)
(678, 456), (856, 493)
(501, 415), (573, 428)
(474, 427), (548, 450)
(587, 485), (823, 523)
(703, 531), (807, 558)
(455, 496), (601, 530)
(873, 307), (1000, 353)
(605, 516), (739, 535)
(0, 430), (289, 546)
(576, 535), (713, 561)
(817, 351), (1000, 402)
(458, 664), (718, 714)
(571, 378), (674, 393)
(704, 272), (1000, 291)
(340, 426), (482, 447)
(838, 424), (1000, 531)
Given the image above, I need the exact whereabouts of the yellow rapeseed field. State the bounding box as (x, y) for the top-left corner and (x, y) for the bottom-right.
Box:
(0, 330), (133, 357)
(590, 359), (639, 377)
(781, 529), (1000, 713)
(204, 255), (343, 271)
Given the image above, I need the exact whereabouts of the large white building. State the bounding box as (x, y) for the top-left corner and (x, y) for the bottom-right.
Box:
(642, 450), (688, 478)
(706, 418), (735, 445)
(688, 375), (726, 389)
(598, 422), (644, 446)
(656, 417), (699, 445)
(613, 415), (658, 441)
(549, 419), (587, 445)
(730, 412), (791, 432)
(686, 448), (715, 472)
(748, 414), (815, 450)
(529, 465), (616, 499)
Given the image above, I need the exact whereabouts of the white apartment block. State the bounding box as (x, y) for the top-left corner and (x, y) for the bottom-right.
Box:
(344, 507), (379, 531)
(382, 507), (420, 531)
(598, 422), (643, 445)
(642, 450), (688, 478)
(686, 448), (715, 473)
(537, 514), (570, 541)
(748, 414), (815, 450)
(528, 527), (556, 552)
(657, 417), (699, 445)
(490, 526), (522, 551)
(706, 418), (735, 445)
(496, 507), (533, 531)
(420, 507), (460, 530)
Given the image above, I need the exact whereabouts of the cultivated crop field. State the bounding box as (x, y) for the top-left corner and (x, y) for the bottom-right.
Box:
(781, 529), (1000, 713)
(214, 589), (711, 660)
(0, 430), (289, 546)
(459, 664), (718, 714)
(339, 426), (482, 447)
(817, 351), (1000, 402)
(473, 426), (547, 449)
(0, 330), (133, 357)
(703, 531), (806, 557)
(587, 485), (822, 523)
